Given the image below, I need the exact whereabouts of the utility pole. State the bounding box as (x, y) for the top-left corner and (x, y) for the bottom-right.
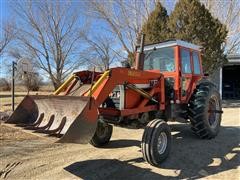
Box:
(12, 61), (17, 111)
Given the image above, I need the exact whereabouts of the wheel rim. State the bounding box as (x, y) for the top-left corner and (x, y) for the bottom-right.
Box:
(157, 132), (168, 154)
(139, 112), (149, 123)
(208, 96), (220, 128)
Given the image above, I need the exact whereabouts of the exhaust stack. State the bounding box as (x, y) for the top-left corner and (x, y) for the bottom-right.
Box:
(135, 34), (145, 70)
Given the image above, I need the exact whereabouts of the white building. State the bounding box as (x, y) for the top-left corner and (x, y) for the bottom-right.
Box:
(211, 54), (240, 100)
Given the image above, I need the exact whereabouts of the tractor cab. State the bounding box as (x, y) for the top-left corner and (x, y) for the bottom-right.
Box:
(138, 40), (203, 103)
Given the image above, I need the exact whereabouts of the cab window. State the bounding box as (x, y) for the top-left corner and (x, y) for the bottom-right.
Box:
(144, 47), (175, 72)
(181, 49), (191, 73)
(193, 52), (201, 74)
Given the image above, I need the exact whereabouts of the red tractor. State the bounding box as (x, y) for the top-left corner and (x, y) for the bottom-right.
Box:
(7, 35), (222, 166)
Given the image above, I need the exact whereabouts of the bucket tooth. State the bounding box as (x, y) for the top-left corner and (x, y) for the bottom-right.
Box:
(49, 117), (67, 135)
(34, 115), (55, 132)
(16, 114), (44, 127)
(37, 117), (67, 135)
(24, 113), (44, 129)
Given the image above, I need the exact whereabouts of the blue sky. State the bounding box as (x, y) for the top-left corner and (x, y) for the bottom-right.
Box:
(0, 0), (176, 81)
(0, 0), (9, 39)
(0, 0), (13, 28)
(0, 0), (108, 79)
(0, 0), (8, 18)
(1, 0), (15, 73)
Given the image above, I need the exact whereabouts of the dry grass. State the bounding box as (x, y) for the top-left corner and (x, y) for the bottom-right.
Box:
(0, 97), (24, 111)
(0, 84), (54, 92)
(0, 91), (52, 112)
(39, 85), (54, 91)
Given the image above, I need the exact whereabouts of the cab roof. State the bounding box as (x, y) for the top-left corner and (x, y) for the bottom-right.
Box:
(137, 40), (201, 52)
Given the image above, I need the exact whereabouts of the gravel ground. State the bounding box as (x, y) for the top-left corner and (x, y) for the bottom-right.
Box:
(0, 107), (239, 180)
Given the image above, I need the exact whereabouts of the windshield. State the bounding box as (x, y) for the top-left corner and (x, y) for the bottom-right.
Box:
(143, 47), (175, 72)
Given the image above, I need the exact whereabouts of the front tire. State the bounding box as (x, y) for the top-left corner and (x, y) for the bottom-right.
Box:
(141, 119), (171, 166)
(90, 122), (113, 147)
(188, 81), (222, 139)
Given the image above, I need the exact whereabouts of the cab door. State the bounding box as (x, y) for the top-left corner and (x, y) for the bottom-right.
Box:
(180, 48), (193, 102)
(192, 51), (203, 82)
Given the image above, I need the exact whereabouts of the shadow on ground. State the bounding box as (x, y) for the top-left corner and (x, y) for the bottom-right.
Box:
(65, 124), (240, 179)
(102, 139), (140, 149)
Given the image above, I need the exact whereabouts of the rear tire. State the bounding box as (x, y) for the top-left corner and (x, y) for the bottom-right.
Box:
(188, 81), (222, 139)
(141, 119), (171, 166)
(90, 122), (113, 147)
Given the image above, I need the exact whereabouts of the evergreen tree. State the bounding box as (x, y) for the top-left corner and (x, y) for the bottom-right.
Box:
(168, 0), (228, 73)
(141, 2), (169, 44)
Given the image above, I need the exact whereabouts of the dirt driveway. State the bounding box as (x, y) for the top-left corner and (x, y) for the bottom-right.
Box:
(0, 107), (239, 179)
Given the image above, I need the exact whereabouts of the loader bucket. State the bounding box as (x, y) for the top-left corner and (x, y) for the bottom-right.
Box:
(6, 95), (98, 144)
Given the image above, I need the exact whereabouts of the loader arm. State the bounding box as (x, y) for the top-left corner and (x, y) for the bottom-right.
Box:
(82, 67), (165, 118)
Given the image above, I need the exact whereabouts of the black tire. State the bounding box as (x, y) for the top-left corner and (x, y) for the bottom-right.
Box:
(141, 119), (171, 166)
(90, 98), (115, 147)
(188, 81), (222, 139)
(90, 122), (113, 147)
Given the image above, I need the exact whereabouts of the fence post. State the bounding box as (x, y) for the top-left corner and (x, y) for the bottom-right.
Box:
(12, 61), (17, 111)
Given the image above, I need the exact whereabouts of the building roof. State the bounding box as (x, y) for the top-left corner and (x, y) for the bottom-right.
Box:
(226, 54), (240, 64)
(137, 40), (201, 52)
(227, 54), (240, 60)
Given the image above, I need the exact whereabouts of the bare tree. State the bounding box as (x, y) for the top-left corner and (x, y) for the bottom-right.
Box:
(12, 1), (89, 89)
(0, 21), (15, 56)
(201, 0), (240, 53)
(8, 48), (22, 60)
(81, 34), (120, 71)
(85, 0), (157, 62)
(8, 47), (42, 91)
(0, 78), (11, 91)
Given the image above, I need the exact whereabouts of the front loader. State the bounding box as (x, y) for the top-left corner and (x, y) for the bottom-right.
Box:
(6, 35), (222, 166)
